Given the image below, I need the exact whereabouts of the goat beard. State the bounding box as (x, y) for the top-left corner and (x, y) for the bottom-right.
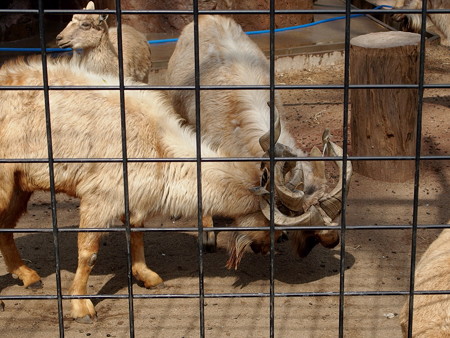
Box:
(225, 232), (253, 270)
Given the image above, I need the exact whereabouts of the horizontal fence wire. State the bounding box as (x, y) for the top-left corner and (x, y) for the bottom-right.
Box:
(0, 155), (448, 163)
(0, 1), (449, 338)
(1, 223), (450, 235)
(2, 289), (450, 302)
(1, 8), (450, 15)
(1, 84), (450, 90)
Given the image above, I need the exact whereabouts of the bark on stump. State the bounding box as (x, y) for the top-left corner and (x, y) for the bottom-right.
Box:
(350, 31), (421, 182)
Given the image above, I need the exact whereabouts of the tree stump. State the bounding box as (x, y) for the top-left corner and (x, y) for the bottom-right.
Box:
(350, 31), (421, 182)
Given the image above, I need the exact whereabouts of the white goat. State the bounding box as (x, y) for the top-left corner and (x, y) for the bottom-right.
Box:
(399, 225), (450, 337)
(167, 15), (351, 256)
(393, 0), (450, 46)
(56, 1), (152, 82)
(0, 56), (346, 323)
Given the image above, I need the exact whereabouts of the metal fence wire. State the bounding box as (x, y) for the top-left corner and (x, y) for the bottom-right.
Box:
(0, 0), (449, 337)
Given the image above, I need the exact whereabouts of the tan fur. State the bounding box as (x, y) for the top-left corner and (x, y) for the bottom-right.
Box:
(167, 15), (337, 255)
(0, 57), (274, 321)
(56, 1), (152, 82)
(400, 226), (450, 337)
(393, 0), (450, 46)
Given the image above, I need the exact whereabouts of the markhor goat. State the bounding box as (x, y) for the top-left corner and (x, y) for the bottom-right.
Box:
(56, 1), (152, 82)
(167, 15), (352, 255)
(0, 57), (344, 322)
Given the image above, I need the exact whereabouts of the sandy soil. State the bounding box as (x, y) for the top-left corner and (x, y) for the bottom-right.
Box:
(0, 44), (449, 338)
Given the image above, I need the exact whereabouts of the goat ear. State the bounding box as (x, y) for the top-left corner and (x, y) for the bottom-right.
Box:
(85, 1), (95, 10)
(249, 186), (269, 196)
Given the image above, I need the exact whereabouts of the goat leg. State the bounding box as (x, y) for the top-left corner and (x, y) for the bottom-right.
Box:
(131, 231), (164, 288)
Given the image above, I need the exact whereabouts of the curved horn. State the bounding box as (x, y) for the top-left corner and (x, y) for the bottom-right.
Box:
(259, 197), (324, 227)
(259, 139), (306, 212)
(284, 161), (304, 191)
(318, 129), (353, 221)
(259, 103), (281, 152)
(274, 144), (327, 213)
(274, 161), (305, 212)
(257, 102), (307, 211)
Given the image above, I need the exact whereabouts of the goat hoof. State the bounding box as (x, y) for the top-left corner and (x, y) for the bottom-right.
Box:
(75, 314), (97, 324)
(170, 215), (182, 222)
(0, 300), (5, 311)
(203, 243), (217, 253)
(150, 282), (165, 290)
(26, 280), (43, 289)
(151, 282), (165, 289)
(202, 231), (217, 253)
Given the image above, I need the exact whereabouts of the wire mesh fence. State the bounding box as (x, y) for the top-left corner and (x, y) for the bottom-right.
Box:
(0, 0), (449, 337)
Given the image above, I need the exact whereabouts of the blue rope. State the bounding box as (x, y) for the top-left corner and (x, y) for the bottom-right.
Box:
(0, 47), (72, 52)
(0, 5), (393, 52)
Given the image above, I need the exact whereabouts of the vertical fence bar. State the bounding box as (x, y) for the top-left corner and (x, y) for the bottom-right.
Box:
(192, 1), (206, 337)
(338, 1), (353, 336)
(113, 1), (135, 336)
(37, 1), (65, 337)
(268, 1), (276, 337)
(407, 1), (428, 337)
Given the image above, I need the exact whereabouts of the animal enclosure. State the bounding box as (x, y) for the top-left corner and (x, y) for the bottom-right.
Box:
(0, 1), (449, 337)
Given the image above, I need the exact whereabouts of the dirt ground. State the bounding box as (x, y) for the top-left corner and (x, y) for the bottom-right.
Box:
(0, 43), (449, 337)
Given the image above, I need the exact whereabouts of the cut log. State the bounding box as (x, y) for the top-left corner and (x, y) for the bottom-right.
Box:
(350, 31), (421, 182)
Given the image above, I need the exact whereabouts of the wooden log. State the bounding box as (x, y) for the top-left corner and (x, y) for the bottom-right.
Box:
(350, 31), (421, 182)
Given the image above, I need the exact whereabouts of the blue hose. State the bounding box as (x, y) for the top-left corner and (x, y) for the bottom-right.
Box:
(0, 5), (393, 52)
(152, 5), (393, 44)
(0, 47), (72, 53)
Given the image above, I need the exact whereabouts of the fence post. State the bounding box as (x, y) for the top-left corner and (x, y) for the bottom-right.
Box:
(350, 31), (421, 182)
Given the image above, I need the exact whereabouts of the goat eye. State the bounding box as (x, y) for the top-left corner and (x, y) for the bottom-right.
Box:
(81, 22), (91, 29)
